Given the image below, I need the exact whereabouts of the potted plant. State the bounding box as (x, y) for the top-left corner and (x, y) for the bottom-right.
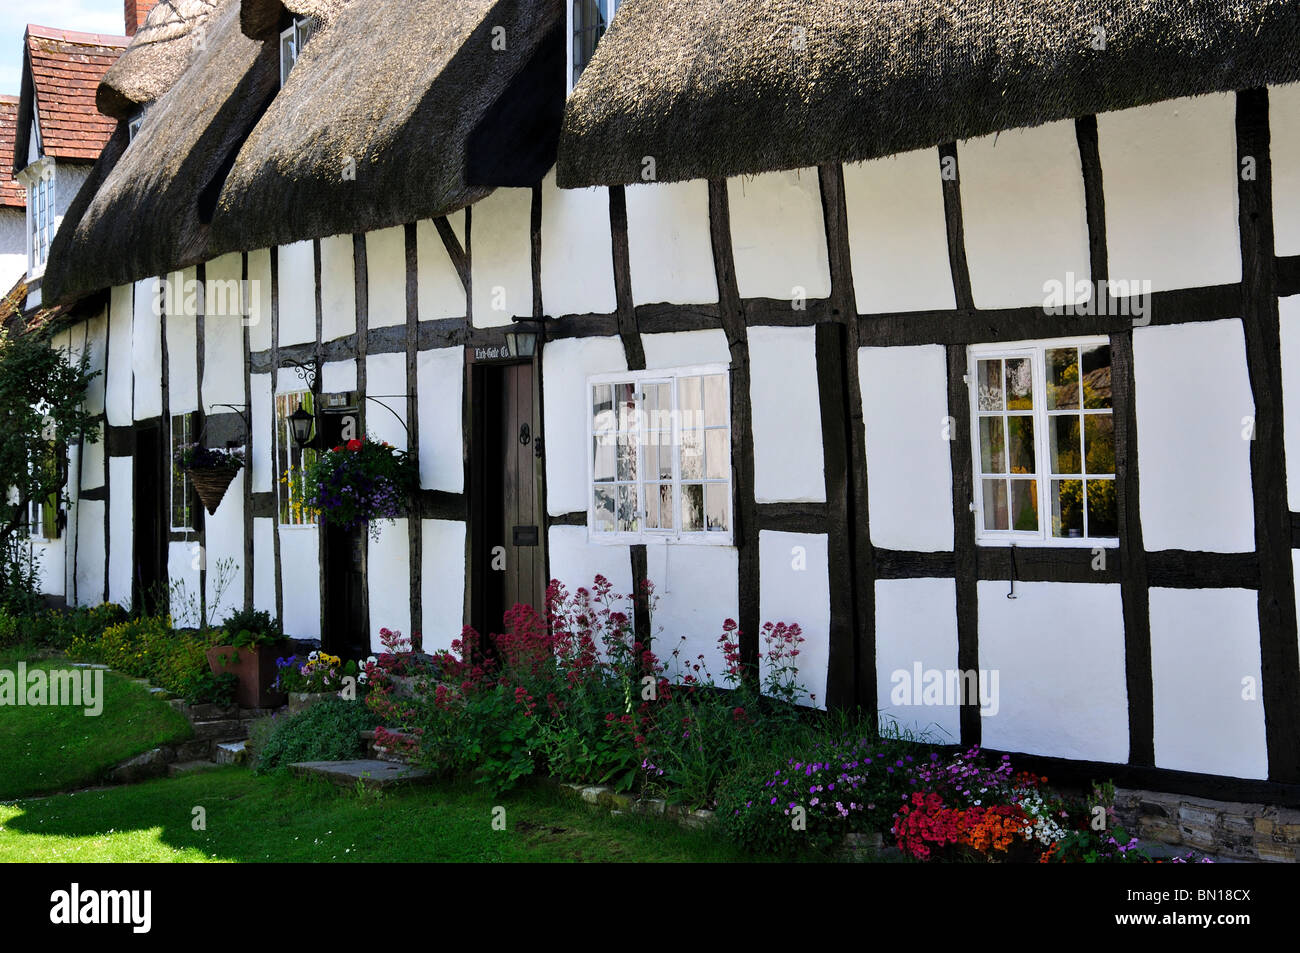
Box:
(275, 651), (362, 714)
(302, 438), (418, 540)
(176, 443), (246, 515)
(205, 609), (288, 708)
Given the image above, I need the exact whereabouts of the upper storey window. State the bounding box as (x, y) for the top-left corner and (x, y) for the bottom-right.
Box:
(570, 0), (620, 90)
(27, 164), (54, 276)
(280, 15), (316, 86)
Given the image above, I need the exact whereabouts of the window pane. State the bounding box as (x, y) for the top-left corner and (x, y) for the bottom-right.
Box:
(647, 442), (673, 481)
(679, 375), (701, 415)
(1086, 480), (1118, 537)
(978, 417), (1005, 474)
(616, 436), (636, 481)
(977, 360), (1003, 411)
(615, 382), (637, 430)
(592, 435), (614, 482)
(1049, 415), (1081, 475)
(592, 383), (613, 418)
(680, 427), (703, 479)
(1005, 357), (1033, 409)
(681, 484), (704, 531)
(593, 486), (615, 531)
(705, 483), (728, 531)
(1051, 479), (1084, 538)
(705, 429), (728, 480)
(1081, 344), (1112, 409)
(642, 381), (666, 413)
(703, 375), (727, 427)
(658, 483), (674, 531)
(1011, 479), (1039, 532)
(645, 483), (661, 529)
(1084, 414), (1115, 474)
(981, 479), (1008, 530)
(1046, 347), (1079, 410)
(1007, 416), (1035, 473)
(616, 484), (638, 532)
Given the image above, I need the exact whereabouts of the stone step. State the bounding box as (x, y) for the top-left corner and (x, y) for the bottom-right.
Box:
(167, 760), (220, 778)
(174, 739), (215, 762)
(290, 760), (432, 791)
(105, 747), (173, 784)
(215, 741), (247, 765)
(191, 719), (249, 742)
(185, 703), (240, 721)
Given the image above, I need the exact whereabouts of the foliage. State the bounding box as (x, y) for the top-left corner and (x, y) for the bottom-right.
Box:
(181, 669), (239, 707)
(174, 443), (245, 471)
(0, 538), (44, 616)
(275, 650), (358, 693)
(167, 559), (238, 632)
(302, 438), (418, 538)
(221, 607), (282, 641)
(67, 615), (224, 697)
(253, 698), (379, 773)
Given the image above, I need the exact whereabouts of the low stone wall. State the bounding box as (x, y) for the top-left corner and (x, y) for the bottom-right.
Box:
(1113, 788), (1300, 862)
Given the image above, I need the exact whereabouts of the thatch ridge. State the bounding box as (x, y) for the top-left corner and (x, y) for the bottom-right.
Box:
(98, 0), (220, 119)
(557, 0), (1300, 188)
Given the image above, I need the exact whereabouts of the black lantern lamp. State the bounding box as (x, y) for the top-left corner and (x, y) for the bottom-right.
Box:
(289, 401), (316, 450)
(505, 317), (539, 359)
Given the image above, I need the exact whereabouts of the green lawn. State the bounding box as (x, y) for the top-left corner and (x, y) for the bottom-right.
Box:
(0, 648), (192, 799)
(0, 768), (773, 862)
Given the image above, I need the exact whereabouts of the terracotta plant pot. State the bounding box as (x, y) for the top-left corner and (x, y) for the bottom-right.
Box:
(205, 642), (289, 708)
(188, 465), (241, 515)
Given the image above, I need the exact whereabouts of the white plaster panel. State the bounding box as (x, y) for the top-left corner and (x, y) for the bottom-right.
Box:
(204, 469), (245, 622)
(625, 178), (718, 306)
(364, 352), (407, 450)
(727, 169), (831, 301)
(320, 234), (357, 341)
(277, 240), (315, 346)
(81, 422), (105, 491)
(203, 253), (245, 411)
(748, 325), (825, 503)
(644, 543), (739, 685)
(32, 538), (64, 597)
(421, 519), (466, 654)
(471, 187), (532, 327)
(541, 171), (617, 316)
(758, 530), (829, 708)
(843, 149), (956, 313)
(75, 499), (105, 607)
(107, 284), (133, 426)
(247, 249), (273, 352)
(415, 220), (466, 320)
(167, 540), (201, 622)
(0, 208), (24, 291)
(321, 359), (357, 395)
(366, 226), (406, 329)
(859, 344), (954, 551)
(253, 517), (276, 616)
(1280, 296), (1300, 510)
(279, 526), (320, 640)
(1270, 83), (1300, 256)
(108, 456), (132, 606)
(83, 313), (108, 417)
(959, 122), (1092, 310)
(132, 277), (162, 421)
(542, 336), (627, 515)
(977, 581), (1129, 763)
(874, 577), (961, 743)
(640, 329), (731, 370)
(368, 518), (410, 650)
(1134, 319), (1256, 552)
(417, 346), (463, 492)
(250, 373), (273, 493)
(1099, 94), (1241, 293)
(1149, 587), (1267, 779)
(166, 270), (198, 414)
(547, 524), (633, 598)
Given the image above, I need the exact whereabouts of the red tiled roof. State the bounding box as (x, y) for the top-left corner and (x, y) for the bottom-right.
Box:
(26, 24), (128, 163)
(0, 97), (22, 208)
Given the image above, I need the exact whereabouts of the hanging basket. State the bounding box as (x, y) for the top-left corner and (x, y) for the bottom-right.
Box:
(188, 465), (241, 515)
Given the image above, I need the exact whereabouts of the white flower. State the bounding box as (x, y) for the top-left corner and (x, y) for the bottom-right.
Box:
(308, 651), (320, 663)
(366, 655), (377, 665)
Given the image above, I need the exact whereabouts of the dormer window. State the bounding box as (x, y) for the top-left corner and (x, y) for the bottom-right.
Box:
(280, 15), (316, 86)
(570, 0), (620, 91)
(21, 160), (55, 277)
(127, 110), (144, 142)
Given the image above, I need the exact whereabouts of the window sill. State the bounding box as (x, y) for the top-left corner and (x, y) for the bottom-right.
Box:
(586, 531), (734, 547)
(975, 535), (1119, 550)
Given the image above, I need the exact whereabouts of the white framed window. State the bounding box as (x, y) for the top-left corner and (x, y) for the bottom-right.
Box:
(279, 15), (316, 86)
(127, 111), (144, 142)
(27, 166), (54, 275)
(27, 494), (58, 542)
(170, 412), (196, 532)
(588, 365), (731, 545)
(969, 337), (1117, 546)
(275, 391), (317, 526)
(568, 0), (620, 91)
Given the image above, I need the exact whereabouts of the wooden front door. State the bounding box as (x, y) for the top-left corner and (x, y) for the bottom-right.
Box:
(471, 361), (544, 636)
(318, 397), (368, 659)
(132, 423), (166, 616)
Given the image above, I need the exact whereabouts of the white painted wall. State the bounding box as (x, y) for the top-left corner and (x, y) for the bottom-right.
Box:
(0, 208), (26, 291)
(875, 577), (961, 743)
(644, 543), (738, 683)
(415, 218), (466, 321)
(843, 149), (955, 314)
(1134, 319), (1256, 552)
(366, 226), (406, 329)
(204, 469), (245, 625)
(320, 234), (356, 341)
(166, 268), (198, 414)
(31, 538), (64, 597)
(748, 325), (825, 503)
(279, 526), (320, 640)
(542, 170), (616, 316)
(859, 344), (954, 551)
(421, 518), (466, 653)
(1269, 82), (1300, 257)
(252, 517), (276, 616)
(321, 359), (356, 395)
(203, 254), (246, 413)
(640, 329), (730, 370)
(107, 456), (132, 606)
(727, 169), (831, 302)
(757, 530), (829, 708)
(107, 284), (133, 427)
(75, 499), (105, 606)
(132, 278), (163, 421)
(470, 187), (532, 327)
(547, 523), (633, 601)
(368, 518), (410, 650)
(1279, 296), (1300, 510)
(83, 312), (107, 418)
(167, 540), (201, 624)
(277, 239), (315, 345)
(977, 581), (1129, 763)
(247, 249), (273, 352)
(625, 178), (717, 306)
(250, 373), (272, 493)
(416, 346), (463, 492)
(959, 121), (1092, 310)
(542, 335), (627, 516)
(364, 352), (407, 450)
(81, 422), (105, 492)
(1099, 93), (1241, 293)
(1149, 587), (1267, 779)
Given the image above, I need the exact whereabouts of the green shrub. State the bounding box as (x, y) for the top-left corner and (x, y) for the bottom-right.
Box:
(254, 698), (379, 773)
(0, 607), (17, 648)
(181, 669), (239, 707)
(67, 615), (223, 697)
(221, 607), (282, 641)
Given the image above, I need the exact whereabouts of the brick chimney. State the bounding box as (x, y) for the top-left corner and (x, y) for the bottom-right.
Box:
(124, 0), (160, 36)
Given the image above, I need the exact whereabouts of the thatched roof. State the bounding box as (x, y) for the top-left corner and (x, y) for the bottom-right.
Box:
(239, 0), (348, 38)
(209, 0), (562, 255)
(557, 0), (1300, 188)
(98, 0), (220, 119)
(42, 0), (275, 305)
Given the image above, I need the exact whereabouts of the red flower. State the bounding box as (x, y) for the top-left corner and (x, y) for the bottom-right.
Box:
(346, 439), (362, 451)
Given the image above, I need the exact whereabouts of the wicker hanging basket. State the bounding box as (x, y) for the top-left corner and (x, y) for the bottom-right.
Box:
(188, 465), (241, 515)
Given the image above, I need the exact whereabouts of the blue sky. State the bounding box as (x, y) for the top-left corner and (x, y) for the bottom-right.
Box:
(0, 1), (127, 98)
